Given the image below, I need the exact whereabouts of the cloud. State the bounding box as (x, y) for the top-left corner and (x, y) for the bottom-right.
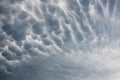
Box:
(0, 0), (120, 80)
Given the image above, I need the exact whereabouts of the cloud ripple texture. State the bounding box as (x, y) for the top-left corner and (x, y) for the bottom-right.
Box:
(0, 0), (120, 80)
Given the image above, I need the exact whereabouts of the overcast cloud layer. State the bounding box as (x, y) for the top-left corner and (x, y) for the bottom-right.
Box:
(0, 0), (120, 80)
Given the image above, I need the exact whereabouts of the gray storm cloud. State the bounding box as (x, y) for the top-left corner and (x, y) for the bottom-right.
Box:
(0, 0), (120, 80)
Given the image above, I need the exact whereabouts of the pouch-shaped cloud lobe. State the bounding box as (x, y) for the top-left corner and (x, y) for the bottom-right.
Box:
(0, 0), (120, 80)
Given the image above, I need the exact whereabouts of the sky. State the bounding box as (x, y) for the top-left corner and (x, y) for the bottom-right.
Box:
(0, 0), (120, 80)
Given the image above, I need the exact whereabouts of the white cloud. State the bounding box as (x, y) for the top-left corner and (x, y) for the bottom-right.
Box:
(0, 0), (120, 80)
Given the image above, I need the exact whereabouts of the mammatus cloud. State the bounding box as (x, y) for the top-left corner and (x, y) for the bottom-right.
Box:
(0, 0), (120, 80)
